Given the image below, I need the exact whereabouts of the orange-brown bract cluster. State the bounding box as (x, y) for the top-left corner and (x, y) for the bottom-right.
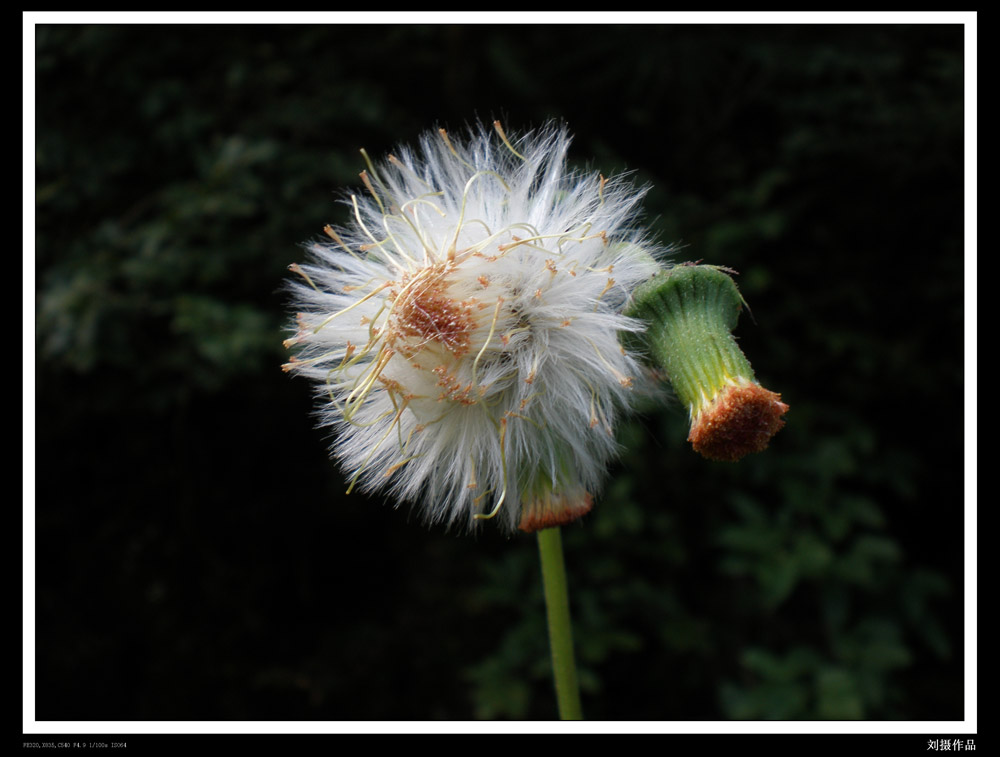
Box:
(688, 380), (788, 462)
(518, 490), (594, 533)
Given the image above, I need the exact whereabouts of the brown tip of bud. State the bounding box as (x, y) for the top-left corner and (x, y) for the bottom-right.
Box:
(688, 381), (788, 462)
(518, 491), (594, 533)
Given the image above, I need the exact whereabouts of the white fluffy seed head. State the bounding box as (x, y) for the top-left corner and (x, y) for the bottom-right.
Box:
(284, 121), (663, 533)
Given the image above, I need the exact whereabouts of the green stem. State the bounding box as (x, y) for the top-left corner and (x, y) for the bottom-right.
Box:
(536, 526), (583, 720)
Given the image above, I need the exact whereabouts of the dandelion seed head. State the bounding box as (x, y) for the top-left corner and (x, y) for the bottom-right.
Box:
(285, 121), (663, 533)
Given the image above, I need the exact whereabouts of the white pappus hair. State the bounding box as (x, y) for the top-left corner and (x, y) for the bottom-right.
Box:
(284, 121), (662, 533)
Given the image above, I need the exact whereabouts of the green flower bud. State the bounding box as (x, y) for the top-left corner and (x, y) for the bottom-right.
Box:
(627, 264), (788, 461)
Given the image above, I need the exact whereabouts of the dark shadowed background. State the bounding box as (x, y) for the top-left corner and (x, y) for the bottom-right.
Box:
(32, 23), (967, 722)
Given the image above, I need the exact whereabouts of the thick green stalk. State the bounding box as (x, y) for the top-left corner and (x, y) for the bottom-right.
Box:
(536, 526), (583, 720)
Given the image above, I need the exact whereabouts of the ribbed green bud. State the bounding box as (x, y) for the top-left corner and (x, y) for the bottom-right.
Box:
(627, 264), (787, 461)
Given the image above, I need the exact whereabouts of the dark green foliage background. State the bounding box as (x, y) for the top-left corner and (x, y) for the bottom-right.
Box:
(34, 23), (966, 721)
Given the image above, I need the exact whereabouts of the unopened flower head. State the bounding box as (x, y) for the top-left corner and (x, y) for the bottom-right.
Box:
(284, 121), (661, 533)
(626, 264), (788, 462)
